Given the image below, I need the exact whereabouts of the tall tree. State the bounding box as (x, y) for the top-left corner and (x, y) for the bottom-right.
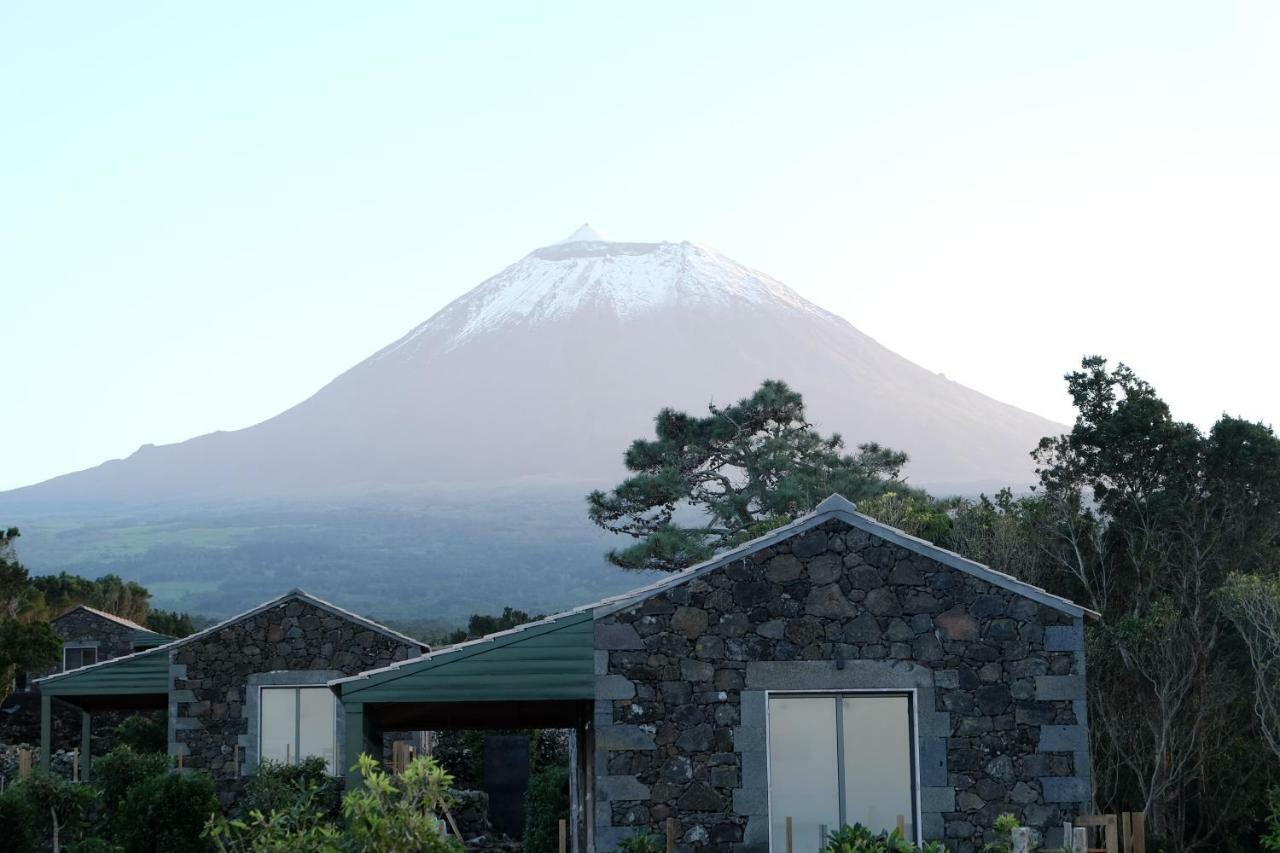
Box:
(0, 528), (61, 703)
(1028, 356), (1280, 851)
(588, 379), (911, 571)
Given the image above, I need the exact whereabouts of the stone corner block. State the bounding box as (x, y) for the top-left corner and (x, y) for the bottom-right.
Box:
(1039, 724), (1088, 753)
(733, 785), (768, 816)
(1035, 675), (1085, 701)
(595, 673), (636, 700)
(599, 774), (650, 801)
(1044, 623), (1084, 652)
(920, 786), (955, 813)
(594, 622), (644, 650)
(1040, 776), (1091, 803)
(596, 724), (656, 751)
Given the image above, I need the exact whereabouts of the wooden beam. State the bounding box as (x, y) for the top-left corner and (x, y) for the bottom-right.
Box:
(80, 711), (92, 783)
(40, 693), (52, 773)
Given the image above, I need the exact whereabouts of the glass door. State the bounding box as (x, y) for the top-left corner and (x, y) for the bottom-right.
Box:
(768, 693), (915, 850)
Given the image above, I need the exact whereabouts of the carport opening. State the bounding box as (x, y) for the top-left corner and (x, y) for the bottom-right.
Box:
(360, 699), (595, 853)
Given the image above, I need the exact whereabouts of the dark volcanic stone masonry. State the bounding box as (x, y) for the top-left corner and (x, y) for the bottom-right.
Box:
(593, 518), (1090, 853)
(171, 598), (420, 805)
(33, 608), (139, 680)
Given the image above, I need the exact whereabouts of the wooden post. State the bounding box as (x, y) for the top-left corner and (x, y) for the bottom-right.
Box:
(39, 693), (52, 773)
(19, 747), (32, 779)
(1072, 827), (1087, 853)
(897, 815), (906, 837)
(666, 817), (676, 853)
(80, 710), (92, 783)
(785, 816), (794, 853)
(1012, 827), (1031, 853)
(1121, 812), (1146, 853)
(559, 818), (568, 853)
(72, 748), (79, 783)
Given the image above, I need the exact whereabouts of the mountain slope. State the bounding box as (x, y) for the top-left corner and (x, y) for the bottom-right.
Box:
(9, 227), (1058, 506)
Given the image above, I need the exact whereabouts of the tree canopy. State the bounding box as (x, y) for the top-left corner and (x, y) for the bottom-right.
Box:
(588, 379), (913, 571)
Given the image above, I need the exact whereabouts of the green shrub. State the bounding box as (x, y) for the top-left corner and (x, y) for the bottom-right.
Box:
(1263, 788), (1280, 853)
(205, 781), (342, 853)
(615, 829), (662, 853)
(114, 714), (167, 754)
(0, 783), (39, 853)
(93, 746), (169, 829)
(234, 758), (340, 824)
(821, 823), (950, 853)
(67, 838), (120, 853)
(523, 763), (569, 853)
(0, 772), (99, 852)
(341, 753), (464, 853)
(117, 772), (218, 853)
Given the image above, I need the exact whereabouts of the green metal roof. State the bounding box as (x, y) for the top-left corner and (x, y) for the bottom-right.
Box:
(335, 610), (593, 703)
(38, 646), (169, 697)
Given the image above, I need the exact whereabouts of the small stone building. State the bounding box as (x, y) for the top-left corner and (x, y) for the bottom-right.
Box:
(35, 590), (428, 805)
(30, 604), (170, 685)
(333, 495), (1096, 853)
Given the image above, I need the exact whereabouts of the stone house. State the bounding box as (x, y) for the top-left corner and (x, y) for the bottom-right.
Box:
(35, 589), (428, 805)
(24, 604), (170, 688)
(332, 495), (1097, 853)
(35, 495), (1097, 850)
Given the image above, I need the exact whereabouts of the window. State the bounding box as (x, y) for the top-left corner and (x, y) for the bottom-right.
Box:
(62, 644), (97, 671)
(259, 686), (337, 774)
(768, 693), (916, 850)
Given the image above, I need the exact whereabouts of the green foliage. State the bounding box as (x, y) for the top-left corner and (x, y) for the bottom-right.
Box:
(209, 754), (465, 853)
(0, 780), (39, 853)
(0, 528), (62, 703)
(856, 491), (952, 543)
(233, 758), (340, 824)
(523, 764), (569, 853)
(145, 608), (198, 638)
(442, 606), (540, 645)
(1262, 788), (1280, 853)
(820, 823), (946, 853)
(980, 813), (1019, 853)
(589, 379), (910, 571)
(0, 772), (99, 852)
(117, 772), (218, 853)
(206, 780), (343, 853)
(615, 829), (663, 853)
(341, 753), (463, 853)
(114, 714), (168, 754)
(92, 746), (169, 831)
(66, 839), (120, 853)
(32, 572), (152, 624)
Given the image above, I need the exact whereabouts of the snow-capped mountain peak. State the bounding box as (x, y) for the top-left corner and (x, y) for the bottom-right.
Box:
(554, 223), (607, 244)
(380, 231), (837, 358)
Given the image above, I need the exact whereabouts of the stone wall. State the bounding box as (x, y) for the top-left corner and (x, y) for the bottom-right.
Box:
(29, 608), (139, 681)
(170, 597), (420, 806)
(593, 519), (1090, 853)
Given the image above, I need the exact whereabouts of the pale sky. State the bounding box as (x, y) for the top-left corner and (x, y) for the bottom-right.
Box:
(3, 2), (1278, 492)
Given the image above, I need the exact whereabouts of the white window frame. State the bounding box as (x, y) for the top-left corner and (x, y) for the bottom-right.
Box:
(62, 644), (98, 672)
(764, 688), (923, 847)
(257, 684), (338, 775)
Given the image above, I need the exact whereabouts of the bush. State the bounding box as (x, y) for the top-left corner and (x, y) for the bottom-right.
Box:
(523, 763), (569, 853)
(1263, 788), (1280, 853)
(0, 772), (99, 852)
(67, 839), (120, 853)
(821, 823), (950, 853)
(114, 714), (167, 754)
(117, 772), (218, 853)
(0, 783), (39, 853)
(234, 758), (340, 824)
(93, 746), (169, 829)
(207, 754), (462, 853)
(615, 830), (662, 853)
(981, 814), (1019, 853)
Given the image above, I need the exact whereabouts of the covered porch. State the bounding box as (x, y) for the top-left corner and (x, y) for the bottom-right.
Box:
(32, 646), (170, 781)
(333, 609), (597, 851)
